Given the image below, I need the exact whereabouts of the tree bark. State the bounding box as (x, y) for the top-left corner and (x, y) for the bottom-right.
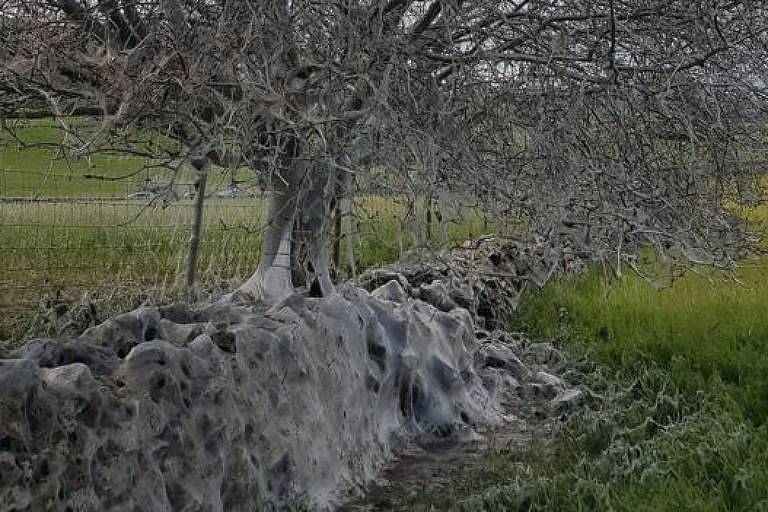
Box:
(296, 167), (338, 297)
(237, 155), (307, 303)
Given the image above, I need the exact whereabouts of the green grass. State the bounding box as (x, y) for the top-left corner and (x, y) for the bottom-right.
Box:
(461, 364), (768, 511)
(0, 118), (257, 197)
(1, 118), (155, 197)
(0, 118), (488, 342)
(429, 258), (768, 511)
(513, 259), (768, 425)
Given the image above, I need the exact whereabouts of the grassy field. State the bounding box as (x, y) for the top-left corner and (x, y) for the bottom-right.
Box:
(1, 119), (488, 342)
(2, 118), (158, 197)
(0, 118), (259, 197)
(509, 260), (768, 511)
(0, 199), (257, 340)
(517, 259), (768, 421)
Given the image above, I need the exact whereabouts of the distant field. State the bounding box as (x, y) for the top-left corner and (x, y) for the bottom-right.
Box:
(1, 119), (488, 342)
(1, 118), (153, 197)
(0, 118), (256, 198)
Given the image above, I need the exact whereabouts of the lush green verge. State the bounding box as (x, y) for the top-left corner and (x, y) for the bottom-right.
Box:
(451, 355), (768, 511)
(413, 261), (768, 511)
(517, 260), (768, 426)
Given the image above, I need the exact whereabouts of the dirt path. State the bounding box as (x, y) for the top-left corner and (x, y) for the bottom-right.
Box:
(339, 402), (556, 511)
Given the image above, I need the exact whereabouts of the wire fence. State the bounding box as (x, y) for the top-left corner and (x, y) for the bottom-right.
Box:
(0, 150), (270, 335)
(0, 166), (425, 337)
(0, 125), (246, 336)
(0, 119), (490, 339)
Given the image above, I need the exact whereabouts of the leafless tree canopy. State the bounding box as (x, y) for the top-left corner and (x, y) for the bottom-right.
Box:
(2, 0), (767, 299)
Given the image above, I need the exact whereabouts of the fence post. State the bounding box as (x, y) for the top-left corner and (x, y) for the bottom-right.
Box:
(185, 161), (208, 289)
(341, 172), (357, 278)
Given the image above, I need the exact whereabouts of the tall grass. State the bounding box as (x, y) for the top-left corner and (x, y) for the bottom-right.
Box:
(0, 199), (263, 340)
(513, 257), (768, 425)
(393, 256), (768, 511)
(471, 247), (768, 510)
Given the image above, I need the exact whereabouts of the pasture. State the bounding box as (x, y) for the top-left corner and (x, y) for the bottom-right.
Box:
(1, 120), (486, 341)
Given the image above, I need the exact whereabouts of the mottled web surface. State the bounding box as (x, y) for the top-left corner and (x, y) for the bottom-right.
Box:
(1, 260), (577, 511)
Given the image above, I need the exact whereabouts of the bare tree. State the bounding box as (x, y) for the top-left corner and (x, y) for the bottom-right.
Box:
(2, 1), (766, 301)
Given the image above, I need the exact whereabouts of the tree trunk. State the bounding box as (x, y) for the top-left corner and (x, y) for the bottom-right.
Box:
(426, 194), (433, 242)
(340, 172), (357, 278)
(237, 156), (307, 303)
(295, 167), (337, 297)
(332, 201), (342, 276)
